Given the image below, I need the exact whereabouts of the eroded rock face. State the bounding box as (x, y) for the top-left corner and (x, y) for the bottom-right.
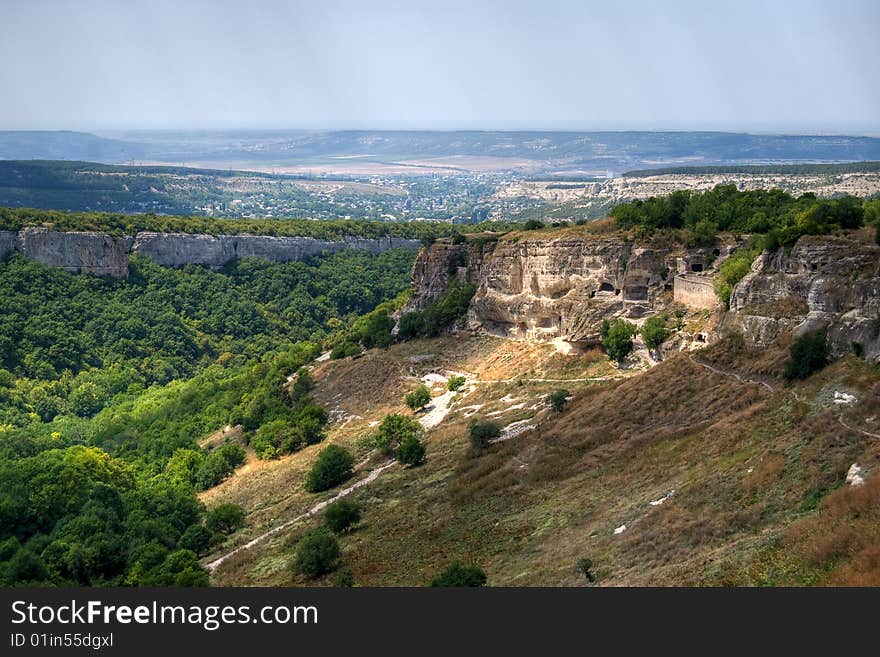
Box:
(472, 237), (635, 340)
(723, 235), (880, 361)
(407, 232), (880, 362)
(16, 228), (133, 276)
(406, 234), (686, 342)
(132, 232), (236, 268)
(0, 229), (421, 276)
(0, 231), (17, 260)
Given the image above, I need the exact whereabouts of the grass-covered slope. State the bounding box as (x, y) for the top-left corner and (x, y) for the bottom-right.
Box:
(206, 333), (880, 587)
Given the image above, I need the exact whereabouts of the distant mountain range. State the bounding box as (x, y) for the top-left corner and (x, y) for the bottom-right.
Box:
(2, 130), (880, 174)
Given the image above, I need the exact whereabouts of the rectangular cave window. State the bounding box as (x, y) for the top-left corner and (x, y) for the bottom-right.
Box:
(690, 263), (704, 272)
(624, 286), (649, 301)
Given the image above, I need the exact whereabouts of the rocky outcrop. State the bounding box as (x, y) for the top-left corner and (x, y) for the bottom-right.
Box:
(406, 234), (704, 342)
(0, 228), (421, 276)
(16, 228), (133, 276)
(407, 231), (880, 363)
(722, 235), (880, 361)
(0, 231), (17, 261)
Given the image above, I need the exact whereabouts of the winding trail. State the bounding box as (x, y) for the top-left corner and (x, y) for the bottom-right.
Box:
(689, 357), (775, 392)
(691, 355), (879, 440)
(206, 460), (396, 572)
(473, 375), (618, 384)
(838, 415), (880, 440)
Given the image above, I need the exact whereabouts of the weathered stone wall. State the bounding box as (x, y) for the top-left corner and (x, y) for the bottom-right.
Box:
(405, 234), (695, 342)
(673, 274), (717, 309)
(0, 229), (421, 276)
(16, 228), (133, 276)
(721, 235), (880, 361)
(0, 230), (17, 261)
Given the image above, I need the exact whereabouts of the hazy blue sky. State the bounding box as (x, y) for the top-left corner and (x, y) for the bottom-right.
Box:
(2, 0), (878, 133)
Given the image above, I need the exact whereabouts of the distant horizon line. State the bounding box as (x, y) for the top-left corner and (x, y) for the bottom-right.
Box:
(1, 127), (880, 138)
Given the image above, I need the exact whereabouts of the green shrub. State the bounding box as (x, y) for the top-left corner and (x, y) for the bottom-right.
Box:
(714, 246), (759, 307)
(601, 319), (637, 364)
(333, 567), (354, 587)
(674, 307), (686, 331)
(523, 219), (544, 231)
(305, 445), (355, 493)
(397, 434), (426, 466)
(324, 500), (361, 534)
(288, 368), (314, 404)
(430, 562), (487, 587)
(577, 557), (595, 583)
(359, 311), (394, 349)
(641, 316), (670, 354)
(293, 529), (340, 578)
(784, 330), (830, 381)
(686, 219), (718, 246)
(205, 503), (245, 535)
(373, 414), (424, 455)
(178, 524), (214, 556)
(397, 312), (427, 340)
(469, 420), (501, 449)
(549, 389), (570, 413)
(423, 280), (476, 334)
(447, 375), (466, 392)
(397, 280), (476, 340)
(331, 340), (362, 360)
(405, 384), (432, 412)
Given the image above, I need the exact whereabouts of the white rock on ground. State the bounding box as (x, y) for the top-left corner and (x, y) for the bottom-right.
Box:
(421, 372), (449, 387)
(649, 490), (675, 506)
(846, 463), (865, 487)
(490, 419), (536, 443)
(613, 524), (627, 535)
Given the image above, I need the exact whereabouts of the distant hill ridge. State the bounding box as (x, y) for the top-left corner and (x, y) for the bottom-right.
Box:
(2, 130), (880, 171)
(624, 161), (880, 177)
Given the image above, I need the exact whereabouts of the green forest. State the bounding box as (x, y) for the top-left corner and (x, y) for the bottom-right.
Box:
(611, 185), (880, 248)
(0, 246), (417, 586)
(0, 206), (522, 241)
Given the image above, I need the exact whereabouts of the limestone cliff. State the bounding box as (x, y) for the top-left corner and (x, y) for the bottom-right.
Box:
(16, 228), (133, 276)
(406, 233), (714, 342)
(0, 228), (421, 276)
(723, 235), (880, 361)
(407, 231), (880, 363)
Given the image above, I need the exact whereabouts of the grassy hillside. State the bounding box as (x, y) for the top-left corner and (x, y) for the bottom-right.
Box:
(204, 331), (879, 587)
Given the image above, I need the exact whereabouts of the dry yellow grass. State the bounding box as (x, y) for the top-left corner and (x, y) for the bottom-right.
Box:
(204, 332), (880, 587)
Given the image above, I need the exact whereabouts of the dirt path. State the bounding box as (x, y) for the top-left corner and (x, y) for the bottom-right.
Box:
(691, 355), (880, 440)
(473, 375), (619, 384)
(838, 415), (880, 439)
(689, 357), (776, 392)
(206, 460), (396, 572)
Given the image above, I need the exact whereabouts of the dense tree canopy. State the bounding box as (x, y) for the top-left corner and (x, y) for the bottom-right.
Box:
(611, 186), (872, 248)
(0, 244), (417, 587)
